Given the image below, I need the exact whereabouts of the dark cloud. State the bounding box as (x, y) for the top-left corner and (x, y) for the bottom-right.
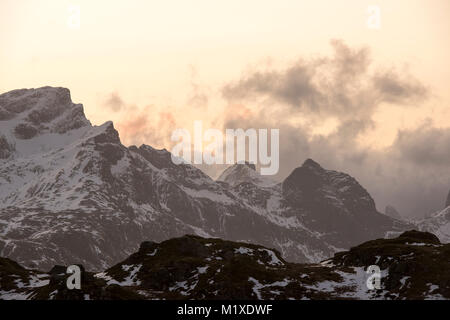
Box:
(104, 92), (125, 112)
(223, 115), (450, 219)
(222, 40), (427, 137)
(102, 41), (446, 219)
(393, 122), (450, 167)
(373, 71), (428, 104)
(223, 65), (321, 112)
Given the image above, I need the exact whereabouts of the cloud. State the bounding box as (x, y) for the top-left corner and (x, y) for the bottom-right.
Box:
(100, 90), (181, 149)
(116, 105), (178, 149)
(102, 41), (446, 219)
(103, 92), (125, 112)
(218, 40), (446, 218)
(393, 121), (450, 167)
(223, 40), (428, 137)
(372, 70), (428, 104)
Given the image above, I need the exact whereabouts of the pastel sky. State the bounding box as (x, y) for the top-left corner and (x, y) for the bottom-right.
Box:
(1, 0), (449, 218)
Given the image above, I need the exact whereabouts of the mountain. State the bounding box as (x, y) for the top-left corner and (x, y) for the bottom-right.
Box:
(0, 86), (412, 271)
(416, 190), (450, 243)
(281, 159), (410, 248)
(217, 161), (275, 187)
(1, 231), (448, 300)
(384, 205), (403, 220)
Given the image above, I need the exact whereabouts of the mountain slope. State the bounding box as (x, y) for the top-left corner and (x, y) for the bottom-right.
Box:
(415, 189), (450, 243)
(217, 161), (276, 187)
(418, 207), (450, 243)
(281, 159), (408, 248)
(0, 86), (412, 271)
(1, 231), (448, 300)
(385, 205), (403, 220)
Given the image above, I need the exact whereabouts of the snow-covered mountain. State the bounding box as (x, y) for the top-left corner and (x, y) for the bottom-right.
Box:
(0, 87), (413, 271)
(217, 162), (276, 187)
(417, 191), (450, 243)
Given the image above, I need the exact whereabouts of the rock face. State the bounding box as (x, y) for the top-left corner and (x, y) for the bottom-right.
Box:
(0, 231), (448, 300)
(385, 205), (402, 220)
(282, 159), (405, 248)
(417, 206), (450, 243)
(0, 87), (412, 271)
(217, 161), (275, 187)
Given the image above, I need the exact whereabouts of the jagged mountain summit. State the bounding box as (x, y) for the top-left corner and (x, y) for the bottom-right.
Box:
(0, 87), (412, 271)
(1, 231), (448, 300)
(281, 158), (409, 248)
(217, 161), (276, 187)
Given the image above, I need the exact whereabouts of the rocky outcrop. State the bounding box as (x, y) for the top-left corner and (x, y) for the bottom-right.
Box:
(282, 159), (403, 248)
(1, 231), (448, 300)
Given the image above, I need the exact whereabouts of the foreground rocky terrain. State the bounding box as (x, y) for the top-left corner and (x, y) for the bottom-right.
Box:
(0, 230), (448, 300)
(0, 86), (422, 271)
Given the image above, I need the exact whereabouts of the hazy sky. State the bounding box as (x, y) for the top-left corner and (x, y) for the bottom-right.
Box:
(1, 0), (449, 218)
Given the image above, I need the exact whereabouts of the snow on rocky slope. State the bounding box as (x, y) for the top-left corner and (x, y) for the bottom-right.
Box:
(1, 231), (448, 300)
(217, 161), (276, 187)
(417, 206), (450, 243)
(412, 189), (450, 244)
(0, 87), (412, 271)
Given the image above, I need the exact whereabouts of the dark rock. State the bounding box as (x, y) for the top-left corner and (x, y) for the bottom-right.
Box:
(139, 241), (157, 252)
(49, 265), (67, 285)
(93, 122), (121, 144)
(398, 230), (440, 244)
(0, 135), (14, 159)
(239, 161), (256, 171)
(49, 265), (67, 275)
(2, 233), (450, 300)
(281, 158), (396, 248)
(14, 123), (38, 139)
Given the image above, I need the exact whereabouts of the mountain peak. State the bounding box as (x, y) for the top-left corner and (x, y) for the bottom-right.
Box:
(301, 158), (323, 170)
(282, 159), (326, 194)
(217, 161), (273, 187)
(238, 161), (256, 170)
(0, 86), (90, 140)
(0, 86), (73, 116)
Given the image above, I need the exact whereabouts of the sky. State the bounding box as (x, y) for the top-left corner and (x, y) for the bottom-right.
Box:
(1, 0), (449, 218)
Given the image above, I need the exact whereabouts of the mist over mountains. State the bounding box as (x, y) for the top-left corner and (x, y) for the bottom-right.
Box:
(219, 40), (447, 220)
(104, 41), (449, 220)
(0, 86), (449, 273)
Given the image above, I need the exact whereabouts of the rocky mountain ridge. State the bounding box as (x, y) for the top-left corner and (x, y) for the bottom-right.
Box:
(0, 87), (445, 272)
